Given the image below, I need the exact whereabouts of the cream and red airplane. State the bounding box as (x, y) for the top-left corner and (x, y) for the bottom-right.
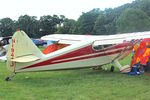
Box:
(5, 30), (150, 81)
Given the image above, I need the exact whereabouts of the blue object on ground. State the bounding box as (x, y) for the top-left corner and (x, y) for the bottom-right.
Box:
(129, 62), (142, 75)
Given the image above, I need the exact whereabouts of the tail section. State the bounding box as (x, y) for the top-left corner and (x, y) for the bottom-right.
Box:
(7, 30), (43, 72)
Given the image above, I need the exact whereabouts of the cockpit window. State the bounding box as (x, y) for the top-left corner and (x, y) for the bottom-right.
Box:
(92, 42), (113, 51)
(92, 45), (103, 51)
(103, 44), (112, 48)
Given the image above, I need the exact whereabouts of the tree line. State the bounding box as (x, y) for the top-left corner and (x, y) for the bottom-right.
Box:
(1, 0), (150, 38)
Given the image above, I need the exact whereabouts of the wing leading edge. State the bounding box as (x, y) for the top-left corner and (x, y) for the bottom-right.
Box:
(41, 31), (150, 45)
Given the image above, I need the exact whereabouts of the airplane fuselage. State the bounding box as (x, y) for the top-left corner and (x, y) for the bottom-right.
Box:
(14, 40), (133, 72)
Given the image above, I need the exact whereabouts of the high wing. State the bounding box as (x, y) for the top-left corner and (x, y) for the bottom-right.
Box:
(41, 34), (101, 44)
(41, 31), (150, 45)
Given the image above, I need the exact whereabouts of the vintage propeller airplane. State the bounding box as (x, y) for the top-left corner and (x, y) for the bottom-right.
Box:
(5, 30), (150, 81)
(0, 36), (11, 61)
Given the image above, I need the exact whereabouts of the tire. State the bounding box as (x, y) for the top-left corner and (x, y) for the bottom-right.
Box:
(5, 77), (11, 81)
(110, 66), (115, 72)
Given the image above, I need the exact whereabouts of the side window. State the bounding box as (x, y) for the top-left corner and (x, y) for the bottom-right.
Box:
(92, 44), (103, 51)
(103, 44), (112, 48)
(92, 42), (112, 51)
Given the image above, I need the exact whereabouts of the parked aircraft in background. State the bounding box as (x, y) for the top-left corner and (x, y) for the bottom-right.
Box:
(0, 36), (11, 61)
(5, 30), (150, 81)
(32, 38), (47, 47)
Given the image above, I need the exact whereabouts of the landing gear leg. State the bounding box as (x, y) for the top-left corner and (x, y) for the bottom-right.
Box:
(5, 73), (16, 81)
(110, 65), (115, 72)
(92, 66), (102, 70)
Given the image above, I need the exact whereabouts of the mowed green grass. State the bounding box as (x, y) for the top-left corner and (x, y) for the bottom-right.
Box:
(1, 52), (150, 100)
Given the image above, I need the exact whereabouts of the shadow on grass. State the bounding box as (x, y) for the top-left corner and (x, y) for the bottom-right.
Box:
(11, 69), (127, 88)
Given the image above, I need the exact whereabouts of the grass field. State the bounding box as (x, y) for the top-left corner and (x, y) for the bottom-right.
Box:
(1, 53), (150, 100)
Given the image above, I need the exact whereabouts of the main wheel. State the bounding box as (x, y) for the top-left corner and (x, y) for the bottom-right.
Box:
(110, 65), (115, 72)
(5, 77), (11, 81)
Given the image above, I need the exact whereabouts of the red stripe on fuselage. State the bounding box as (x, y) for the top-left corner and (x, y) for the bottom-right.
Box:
(22, 43), (133, 69)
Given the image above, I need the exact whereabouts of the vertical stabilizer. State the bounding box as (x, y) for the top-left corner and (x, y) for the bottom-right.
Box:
(7, 30), (43, 72)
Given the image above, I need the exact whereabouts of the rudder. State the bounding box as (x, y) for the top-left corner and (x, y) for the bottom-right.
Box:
(7, 30), (43, 72)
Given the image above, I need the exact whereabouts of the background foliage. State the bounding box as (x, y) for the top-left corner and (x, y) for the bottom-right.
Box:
(1, 0), (150, 37)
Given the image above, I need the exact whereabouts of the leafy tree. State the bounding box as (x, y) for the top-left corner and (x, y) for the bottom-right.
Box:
(116, 8), (150, 33)
(0, 18), (15, 37)
(39, 15), (63, 35)
(16, 15), (39, 37)
(103, 9), (117, 35)
(77, 8), (101, 35)
(2, 0), (150, 37)
(59, 15), (66, 24)
(93, 8), (117, 35)
(114, 3), (132, 17)
(57, 19), (77, 34)
(93, 12), (106, 35)
(134, 0), (150, 16)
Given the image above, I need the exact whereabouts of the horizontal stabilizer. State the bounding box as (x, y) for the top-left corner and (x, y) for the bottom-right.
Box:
(11, 54), (40, 63)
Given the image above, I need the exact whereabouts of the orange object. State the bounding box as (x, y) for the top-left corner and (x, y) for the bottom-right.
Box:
(131, 38), (150, 67)
(43, 43), (69, 54)
(43, 44), (58, 54)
